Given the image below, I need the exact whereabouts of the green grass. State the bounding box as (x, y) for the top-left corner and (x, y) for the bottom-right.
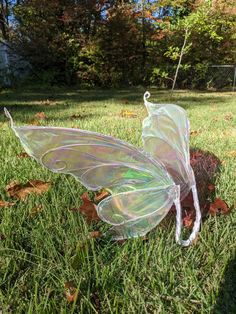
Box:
(0, 87), (235, 313)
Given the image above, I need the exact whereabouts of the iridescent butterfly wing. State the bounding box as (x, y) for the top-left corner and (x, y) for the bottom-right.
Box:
(142, 92), (201, 246)
(4, 108), (177, 241)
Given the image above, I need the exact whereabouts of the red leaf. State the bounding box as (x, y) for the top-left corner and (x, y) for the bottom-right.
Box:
(35, 112), (46, 120)
(17, 152), (30, 159)
(89, 231), (102, 238)
(209, 198), (231, 215)
(182, 209), (195, 229)
(208, 183), (215, 192)
(64, 282), (79, 303)
(78, 192), (100, 223)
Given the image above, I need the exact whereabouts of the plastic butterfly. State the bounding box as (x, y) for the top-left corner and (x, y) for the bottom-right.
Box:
(4, 92), (201, 246)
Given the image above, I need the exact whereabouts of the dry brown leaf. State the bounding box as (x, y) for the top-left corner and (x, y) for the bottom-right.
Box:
(0, 200), (15, 208)
(17, 152), (29, 159)
(30, 120), (41, 126)
(69, 207), (79, 212)
(64, 282), (79, 303)
(6, 180), (51, 200)
(70, 114), (82, 120)
(182, 210), (195, 229)
(190, 130), (201, 136)
(30, 205), (43, 217)
(208, 183), (215, 192)
(116, 239), (126, 245)
(94, 190), (110, 203)
(78, 192), (100, 223)
(209, 198), (231, 215)
(91, 292), (101, 312)
(224, 113), (233, 121)
(89, 231), (102, 238)
(0, 234), (6, 240)
(35, 112), (46, 119)
(120, 110), (137, 118)
(227, 150), (236, 158)
(121, 99), (129, 104)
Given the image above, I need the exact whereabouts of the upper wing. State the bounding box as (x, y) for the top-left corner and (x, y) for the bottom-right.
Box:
(142, 92), (194, 199)
(5, 108), (173, 193)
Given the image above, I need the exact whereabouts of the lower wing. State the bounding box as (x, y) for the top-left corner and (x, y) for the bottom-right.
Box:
(98, 185), (176, 239)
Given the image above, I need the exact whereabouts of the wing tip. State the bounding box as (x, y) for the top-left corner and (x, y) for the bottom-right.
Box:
(4, 107), (14, 128)
(143, 91), (151, 102)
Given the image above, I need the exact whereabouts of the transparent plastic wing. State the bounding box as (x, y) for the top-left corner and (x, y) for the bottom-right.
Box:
(142, 92), (201, 246)
(4, 102), (201, 246)
(4, 108), (172, 193)
(97, 186), (176, 240)
(142, 92), (193, 199)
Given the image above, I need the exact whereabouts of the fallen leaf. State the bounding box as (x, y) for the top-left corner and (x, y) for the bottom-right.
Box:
(69, 207), (79, 212)
(0, 234), (6, 240)
(116, 239), (126, 245)
(120, 110), (137, 118)
(209, 198), (231, 215)
(35, 112), (46, 119)
(224, 113), (233, 121)
(208, 183), (215, 192)
(227, 150), (236, 158)
(182, 209), (195, 229)
(30, 205), (43, 217)
(17, 152), (29, 159)
(6, 180), (51, 200)
(78, 192), (100, 223)
(30, 120), (41, 126)
(89, 231), (102, 238)
(94, 190), (110, 203)
(190, 130), (201, 136)
(64, 282), (79, 303)
(0, 200), (15, 208)
(70, 114), (82, 120)
(121, 99), (129, 104)
(91, 292), (101, 312)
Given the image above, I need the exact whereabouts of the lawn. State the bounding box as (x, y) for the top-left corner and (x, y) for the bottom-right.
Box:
(0, 87), (235, 313)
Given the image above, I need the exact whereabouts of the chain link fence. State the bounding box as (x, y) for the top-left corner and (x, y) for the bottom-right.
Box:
(206, 65), (236, 91)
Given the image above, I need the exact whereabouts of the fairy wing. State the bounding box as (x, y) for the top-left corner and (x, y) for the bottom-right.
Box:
(5, 109), (172, 192)
(98, 186), (176, 240)
(142, 92), (194, 199)
(5, 108), (176, 240)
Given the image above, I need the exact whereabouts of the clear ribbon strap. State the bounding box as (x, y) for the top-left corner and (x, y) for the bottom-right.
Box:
(175, 184), (201, 247)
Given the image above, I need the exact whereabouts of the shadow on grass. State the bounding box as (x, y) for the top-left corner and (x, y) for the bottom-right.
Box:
(0, 87), (232, 110)
(0, 88), (145, 105)
(213, 256), (236, 314)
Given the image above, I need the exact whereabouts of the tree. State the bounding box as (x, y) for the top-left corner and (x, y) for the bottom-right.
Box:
(0, 0), (11, 40)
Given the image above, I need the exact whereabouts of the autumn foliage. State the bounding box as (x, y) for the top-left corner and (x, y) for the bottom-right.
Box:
(1, 0), (234, 87)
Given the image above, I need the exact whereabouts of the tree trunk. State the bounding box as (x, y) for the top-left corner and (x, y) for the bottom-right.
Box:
(172, 28), (189, 91)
